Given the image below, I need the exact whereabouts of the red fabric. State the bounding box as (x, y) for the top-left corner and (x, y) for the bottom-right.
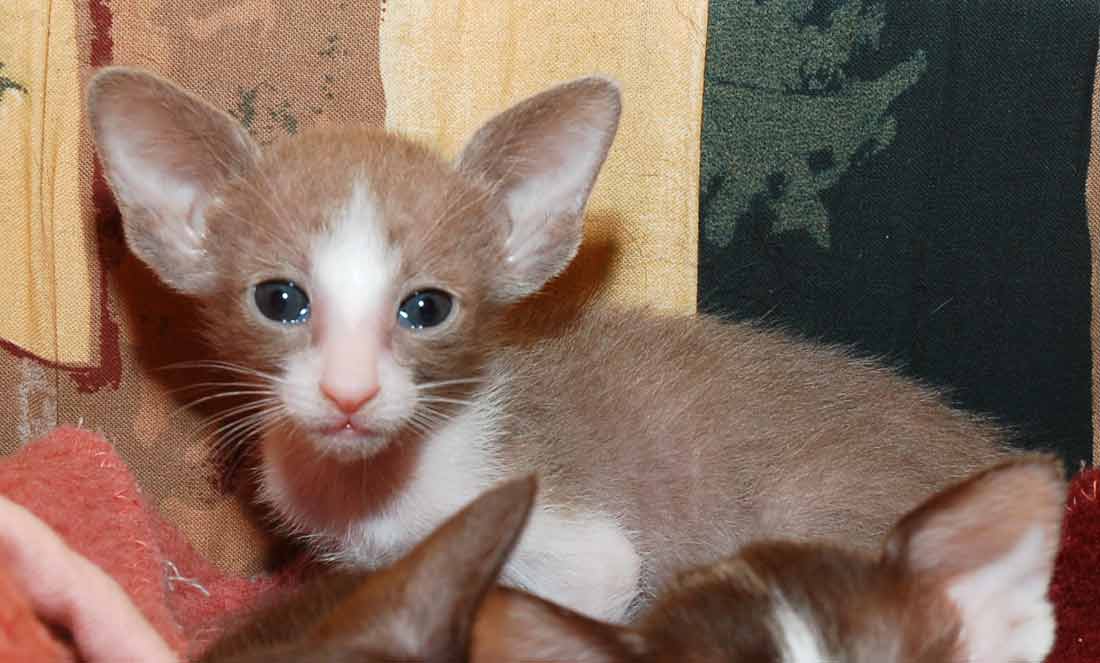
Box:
(0, 427), (295, 661)
(0, 426), (1096, 661)
(1048, 466), (1100, 663)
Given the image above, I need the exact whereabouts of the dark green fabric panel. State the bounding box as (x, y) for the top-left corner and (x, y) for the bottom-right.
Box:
(700, 0), (1098, 466)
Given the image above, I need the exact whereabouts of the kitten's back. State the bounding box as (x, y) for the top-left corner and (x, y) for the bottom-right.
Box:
(495, 306), (1010, 592)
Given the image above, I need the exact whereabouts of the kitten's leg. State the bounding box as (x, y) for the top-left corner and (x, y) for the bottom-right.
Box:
(501, 508), (641, 623)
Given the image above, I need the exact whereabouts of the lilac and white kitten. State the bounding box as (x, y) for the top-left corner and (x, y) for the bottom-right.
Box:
(88, 67), (1013, 621)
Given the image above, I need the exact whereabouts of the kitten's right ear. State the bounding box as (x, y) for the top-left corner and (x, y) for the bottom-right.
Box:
(472, 588), (642, 663)
(87, 67), (258, 294)
(884, 455), (1066, 663)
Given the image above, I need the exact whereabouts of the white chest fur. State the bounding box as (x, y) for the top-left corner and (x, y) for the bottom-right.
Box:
(258, 392), (504, 566)
(504, 505), (641, 622)
(257, 388), (641, 622)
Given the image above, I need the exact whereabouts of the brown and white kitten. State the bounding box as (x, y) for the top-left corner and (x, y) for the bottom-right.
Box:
(88, 67), (1015, 622)
(203, 456), (1065, 663)
(474, 454), (1066, 663)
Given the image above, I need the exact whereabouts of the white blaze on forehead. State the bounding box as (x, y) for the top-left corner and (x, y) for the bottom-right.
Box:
(311, 181), (401, 325)
(773, 599), (829, 663)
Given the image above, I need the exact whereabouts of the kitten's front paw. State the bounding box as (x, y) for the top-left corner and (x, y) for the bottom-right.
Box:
(502, 509), (641, 623)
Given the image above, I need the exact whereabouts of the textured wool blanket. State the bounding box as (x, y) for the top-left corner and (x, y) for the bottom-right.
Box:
(0, 427), (299, 662)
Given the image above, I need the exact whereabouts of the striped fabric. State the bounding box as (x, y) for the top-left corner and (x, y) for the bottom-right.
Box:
(0, 0), (1097, 575)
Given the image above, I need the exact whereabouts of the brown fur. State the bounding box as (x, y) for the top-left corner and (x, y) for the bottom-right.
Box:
(473, 455), (1065, 663)
(88, 66), (1021, 616)
(494, 307), (1014, 596)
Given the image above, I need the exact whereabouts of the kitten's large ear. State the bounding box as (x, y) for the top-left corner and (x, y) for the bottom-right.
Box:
(87, 67), (258, 294)
(313, 476), (538, 660)
(472, 588), (641, 663)
(457, 77), (621, 301)
(883, 455), (1066, 663)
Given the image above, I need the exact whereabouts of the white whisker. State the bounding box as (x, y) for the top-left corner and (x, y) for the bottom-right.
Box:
(165, 380), (272, 396)
(416, 396), (477, 408)
(414, 377), (488, 391)
(191, 398), (282, 433)
(172, 390), (280, 419)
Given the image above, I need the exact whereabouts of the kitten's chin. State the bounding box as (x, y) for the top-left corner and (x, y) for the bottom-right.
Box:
(300, 426), (394, 461)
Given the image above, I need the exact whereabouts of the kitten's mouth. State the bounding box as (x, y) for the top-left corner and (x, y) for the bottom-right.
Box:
(303, 419), (390, 459)
(318, 420), (377, 437)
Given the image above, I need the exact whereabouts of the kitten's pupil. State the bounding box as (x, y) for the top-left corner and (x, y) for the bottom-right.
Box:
(254, 280), (310, 324)
(398, 290), (453, 330)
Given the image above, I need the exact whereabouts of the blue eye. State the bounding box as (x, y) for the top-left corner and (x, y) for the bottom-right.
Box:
(254, 280), (311, 325)
(398, 290), (453, 330)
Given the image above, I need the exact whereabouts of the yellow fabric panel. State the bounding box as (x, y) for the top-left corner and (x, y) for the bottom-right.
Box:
(0, 0), (93, 364)
(379, 2), (707, 313)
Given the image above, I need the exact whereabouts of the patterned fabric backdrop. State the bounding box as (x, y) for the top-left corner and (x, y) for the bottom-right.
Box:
(0, 1), (707, 573)
(2, 0), (1098, 576)
(700, 0), (1099, 469)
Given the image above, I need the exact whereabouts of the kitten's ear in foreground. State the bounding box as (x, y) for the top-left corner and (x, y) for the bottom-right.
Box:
(87, 66), (258, 294)
(456, 76), (621, 302)
(312, 476), (539, 661)
(472, 587), (642, 663)
(883, 455), (1066, 663)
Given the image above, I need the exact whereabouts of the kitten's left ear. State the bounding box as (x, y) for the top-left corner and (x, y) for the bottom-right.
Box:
(457, 77), (621, 302)
(313, 476), (538, 660)
(884, 455), (1066, 663)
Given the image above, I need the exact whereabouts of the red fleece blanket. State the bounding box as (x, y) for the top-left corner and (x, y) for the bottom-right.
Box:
(0, 427), (298, 662)
(0, 427), (1095, 661)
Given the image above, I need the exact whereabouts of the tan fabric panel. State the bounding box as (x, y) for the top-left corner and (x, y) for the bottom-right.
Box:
(0, 1), (93, 365)
(380, 1), (707, 313)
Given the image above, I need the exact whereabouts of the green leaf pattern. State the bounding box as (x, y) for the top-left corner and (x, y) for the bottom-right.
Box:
(703, 0), (926, 249)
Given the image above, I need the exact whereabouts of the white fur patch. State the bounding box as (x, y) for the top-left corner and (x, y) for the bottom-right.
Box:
(312, 181), (401, 329)
(325, 385), (506, 566)
(277, 346), (418, 454)
(947, 525), (1055, 663)
(278, 179), (416, 442)
(772, 600), (828, 663)
(503, 507), (641, 623)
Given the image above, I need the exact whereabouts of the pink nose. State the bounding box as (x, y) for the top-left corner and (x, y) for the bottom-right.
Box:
(320, 382), (380, 415)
